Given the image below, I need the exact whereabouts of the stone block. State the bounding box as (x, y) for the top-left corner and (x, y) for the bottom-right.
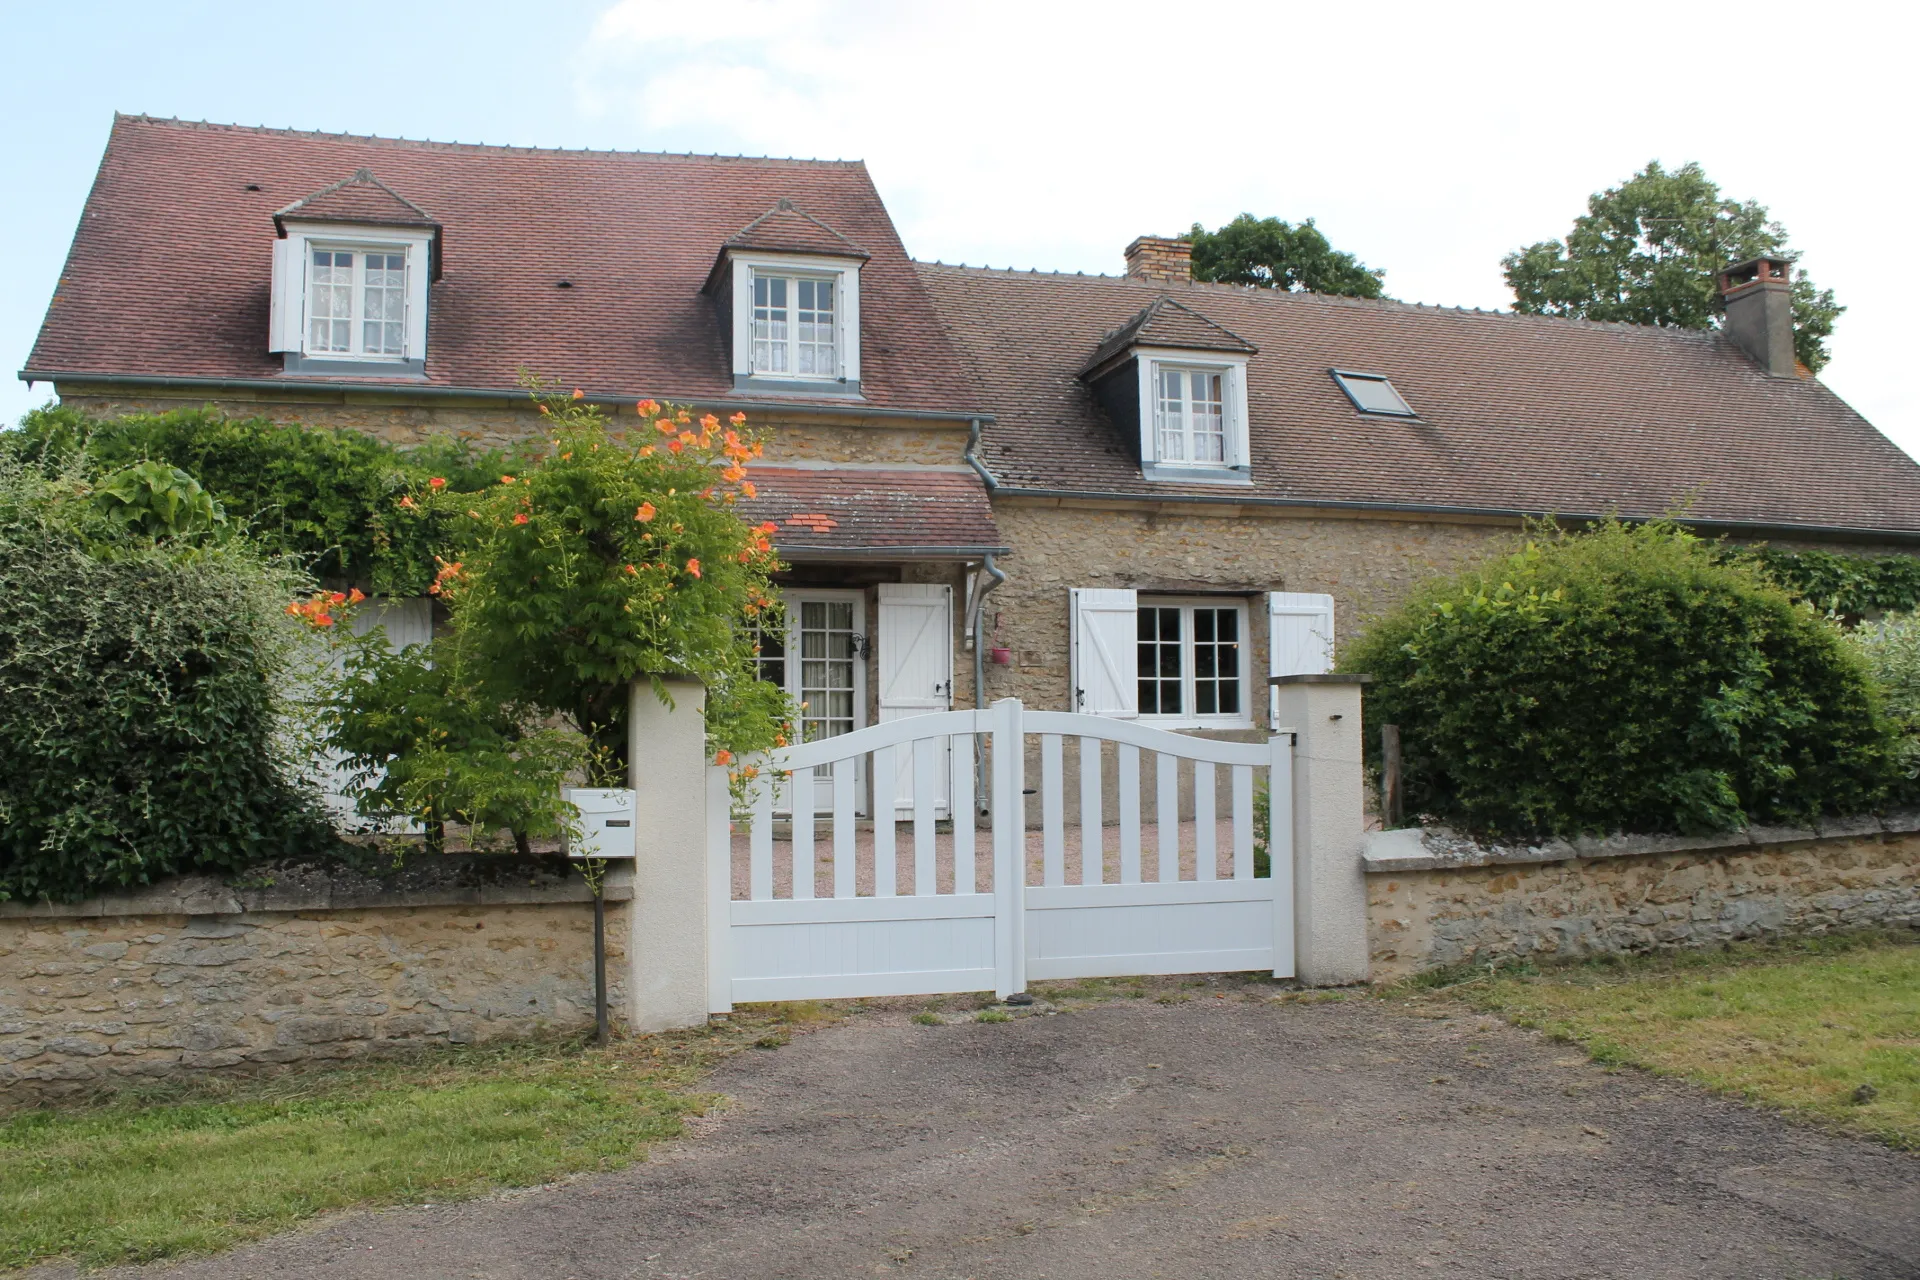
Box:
(273, 1016), (373, 1046)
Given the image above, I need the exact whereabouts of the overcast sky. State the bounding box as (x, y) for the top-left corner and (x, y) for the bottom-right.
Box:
(6, 0), (1914, 460)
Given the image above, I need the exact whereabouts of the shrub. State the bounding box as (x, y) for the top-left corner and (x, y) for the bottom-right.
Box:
(1846, 612), (1920, 790)
(1343, 520), (1902, 838)
(0, 453), (333, 902)
(318, 625), (588, 854)
(5, 405), (521, 594)
(426, 385), (792, 767)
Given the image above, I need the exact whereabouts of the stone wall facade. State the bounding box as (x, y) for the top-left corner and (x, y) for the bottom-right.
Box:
(978, 497), (1517, 720)
(1364, 820), (1920, 981)
(1, 861), (631, 1100)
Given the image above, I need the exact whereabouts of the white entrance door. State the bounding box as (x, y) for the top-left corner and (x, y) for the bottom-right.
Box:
(760, 590), (867, 814)
(876, 583), (954, 819)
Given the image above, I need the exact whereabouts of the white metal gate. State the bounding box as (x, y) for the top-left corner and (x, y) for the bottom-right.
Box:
(706, 698), (1292, 1010)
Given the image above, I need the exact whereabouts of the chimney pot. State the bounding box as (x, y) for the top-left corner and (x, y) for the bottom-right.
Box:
(1125, 235), (1192, 284)
(1719, 253), (1798, 377)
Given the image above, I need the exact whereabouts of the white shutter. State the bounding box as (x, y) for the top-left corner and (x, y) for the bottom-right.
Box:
(1070, 588), (1138, 718)
(1269, 591), (1334, 724)
(877, 584), (953, 818)
(268, 237), (303, 353)
(403, 241), (429, 359)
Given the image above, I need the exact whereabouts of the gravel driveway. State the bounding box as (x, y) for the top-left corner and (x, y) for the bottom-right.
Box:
(46, 992), (1920, 1280)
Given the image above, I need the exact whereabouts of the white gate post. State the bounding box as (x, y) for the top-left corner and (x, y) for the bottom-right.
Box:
(628, 677), (711, 1032)
(990, 696), (1026, 999)
(1271, 674), (1371, 986)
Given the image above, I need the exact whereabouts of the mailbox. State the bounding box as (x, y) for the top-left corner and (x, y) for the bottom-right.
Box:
(565, 788), (637, 860)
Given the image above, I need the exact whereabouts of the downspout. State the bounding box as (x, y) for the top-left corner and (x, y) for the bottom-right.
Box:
(963, 417), (1008, 812)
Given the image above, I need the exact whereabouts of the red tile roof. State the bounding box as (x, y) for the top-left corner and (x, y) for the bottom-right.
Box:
(723, 199), (869, 259)
(273, 168), (438, 232)
(736, 468), (1005, 558)
(26, 116), (982, 416)
(917, 264), (1920, 537)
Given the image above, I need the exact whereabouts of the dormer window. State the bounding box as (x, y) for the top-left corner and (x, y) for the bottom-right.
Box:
(1080, 297), (1258, 486)
(307, 248), (408, 357)
(1155, 364), (1227, 464)
(266, 169), (440, 377)
(751, 270), (837, 376)
(706, 199), (868, 397)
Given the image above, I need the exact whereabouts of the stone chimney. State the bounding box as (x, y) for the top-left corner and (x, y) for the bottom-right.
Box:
(1124, 235), (1192, 284)
(1719, 254), (1797, 377)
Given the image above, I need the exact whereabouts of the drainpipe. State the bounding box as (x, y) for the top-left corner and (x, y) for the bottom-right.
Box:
(963, 417), (1007, 812)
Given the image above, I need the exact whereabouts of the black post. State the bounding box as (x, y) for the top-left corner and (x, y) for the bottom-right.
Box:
(592, 882), (609, 1045)
(1381, 723), (1403, 830)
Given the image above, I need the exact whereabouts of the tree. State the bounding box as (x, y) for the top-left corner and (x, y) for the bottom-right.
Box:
(1188, 214), (1386, 298)
(1503, 161), (1843, 372)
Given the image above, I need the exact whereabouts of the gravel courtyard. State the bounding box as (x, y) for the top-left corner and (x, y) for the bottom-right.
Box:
(41, 993), (1920, 1280)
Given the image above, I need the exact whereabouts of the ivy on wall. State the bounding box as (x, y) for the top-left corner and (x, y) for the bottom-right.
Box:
(1740, 547), (1920, 618)
(6, 407), (525, 596)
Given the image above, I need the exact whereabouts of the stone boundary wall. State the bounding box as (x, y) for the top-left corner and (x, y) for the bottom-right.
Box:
(1365, 815), (1920, 980)
(1, 858), (632, 1101)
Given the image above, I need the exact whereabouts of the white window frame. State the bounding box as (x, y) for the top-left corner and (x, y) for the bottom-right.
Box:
(725, 251), (862, 387)
(1135, 595), (1252, 730)
(270, 220), (432, 363)
(1133, 347), (1251, 481)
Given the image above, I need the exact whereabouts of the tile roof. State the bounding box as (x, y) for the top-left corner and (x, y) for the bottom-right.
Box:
(736, 467), (1006, 558)
(26, 116), (982, 415)
(723, 198), (869, 260)
(272, 168), (439, 233)
(1083, 296), (1256, 375)
(916, 264), (1920, 537)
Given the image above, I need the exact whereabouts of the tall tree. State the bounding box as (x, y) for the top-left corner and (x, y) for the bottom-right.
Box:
(1503, 161), (1842, 372)
(1189, 214), (1387, 298)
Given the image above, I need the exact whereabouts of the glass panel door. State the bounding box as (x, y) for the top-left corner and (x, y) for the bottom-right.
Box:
(760, 590), (866, 816)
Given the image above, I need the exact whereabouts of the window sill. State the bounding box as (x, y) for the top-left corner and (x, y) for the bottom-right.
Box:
(283, 353), (426, 379)
(1137, 718), (1255, 732)
(1140, 463), (1253, 486)
(733, 374), (864, 399)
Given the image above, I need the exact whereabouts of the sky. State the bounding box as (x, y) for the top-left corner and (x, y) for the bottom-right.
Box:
(5, 0), (1916, 458)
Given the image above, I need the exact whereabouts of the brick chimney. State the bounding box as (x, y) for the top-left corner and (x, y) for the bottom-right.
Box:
(1124, 235), (1192, 284)
(1719, 254), (1797, 377)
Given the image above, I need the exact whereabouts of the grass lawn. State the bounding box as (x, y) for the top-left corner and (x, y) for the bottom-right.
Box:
(0, 1003), (830, 1272)
(1420, 929), (1920, 1149)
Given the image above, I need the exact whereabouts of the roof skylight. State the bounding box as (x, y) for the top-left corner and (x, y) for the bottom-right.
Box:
(1331, 369), (1417, 418)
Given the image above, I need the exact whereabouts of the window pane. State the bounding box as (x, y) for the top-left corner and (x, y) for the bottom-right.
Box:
(1137, 607), (1182, 716)
(752, 274), (790, 374)
(307, 248), (354, 353)
(795, 276), (835, 376)
(1192, 607), (1240, 717)
(1156, 366), (1187, 462)
(797, 599), (856, 741)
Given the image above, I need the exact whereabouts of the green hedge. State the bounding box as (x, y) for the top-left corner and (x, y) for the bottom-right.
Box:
(7, 406), (517, 595)
(0, 453), (334, 902)
(1344, 521), (1903, 838)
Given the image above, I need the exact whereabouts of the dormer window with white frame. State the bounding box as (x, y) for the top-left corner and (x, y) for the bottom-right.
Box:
(1132, 348), (1251, 483)
(720, 252), (863, 395)
(1079, 296), (1258, 486)
(266, 169), (440, 378)
(707, 199), (869, 398)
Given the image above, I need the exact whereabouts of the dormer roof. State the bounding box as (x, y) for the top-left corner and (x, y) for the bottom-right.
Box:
(703, 198), (871, 295)
(273, 168), (443, 279)
(272, 168), (439, 233)
(1081, 295), (1257, 379)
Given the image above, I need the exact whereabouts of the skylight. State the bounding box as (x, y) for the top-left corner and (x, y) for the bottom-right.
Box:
(1331, 369), (1417, 418)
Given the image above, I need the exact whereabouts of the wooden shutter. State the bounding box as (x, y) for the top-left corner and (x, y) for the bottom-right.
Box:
(268, 237), (302, 353)
(1070, 588), (1138, 718)
(1268, 591), (1334, 724)
(877, 584), (953, 817)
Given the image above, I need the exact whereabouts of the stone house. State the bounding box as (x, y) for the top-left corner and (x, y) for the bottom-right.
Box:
(24, 114), (1920, 819)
